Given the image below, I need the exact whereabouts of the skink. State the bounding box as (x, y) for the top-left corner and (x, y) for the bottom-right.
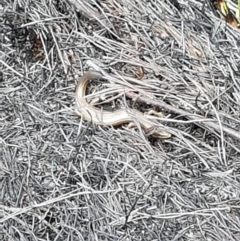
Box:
(75, 71), (171, 139)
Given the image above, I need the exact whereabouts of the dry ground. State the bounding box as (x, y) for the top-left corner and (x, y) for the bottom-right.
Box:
(1, 0), (240, 240)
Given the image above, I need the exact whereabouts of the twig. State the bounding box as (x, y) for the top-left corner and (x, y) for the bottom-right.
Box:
(125, 92), (240, 141)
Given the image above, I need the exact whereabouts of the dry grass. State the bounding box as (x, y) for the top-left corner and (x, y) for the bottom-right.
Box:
(1, 0), (240, 240)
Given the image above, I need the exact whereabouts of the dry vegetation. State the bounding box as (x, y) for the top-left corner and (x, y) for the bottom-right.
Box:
(1, 0), (240, 240)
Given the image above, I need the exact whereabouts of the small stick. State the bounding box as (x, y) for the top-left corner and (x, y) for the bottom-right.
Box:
(125, 92), (240, 141)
